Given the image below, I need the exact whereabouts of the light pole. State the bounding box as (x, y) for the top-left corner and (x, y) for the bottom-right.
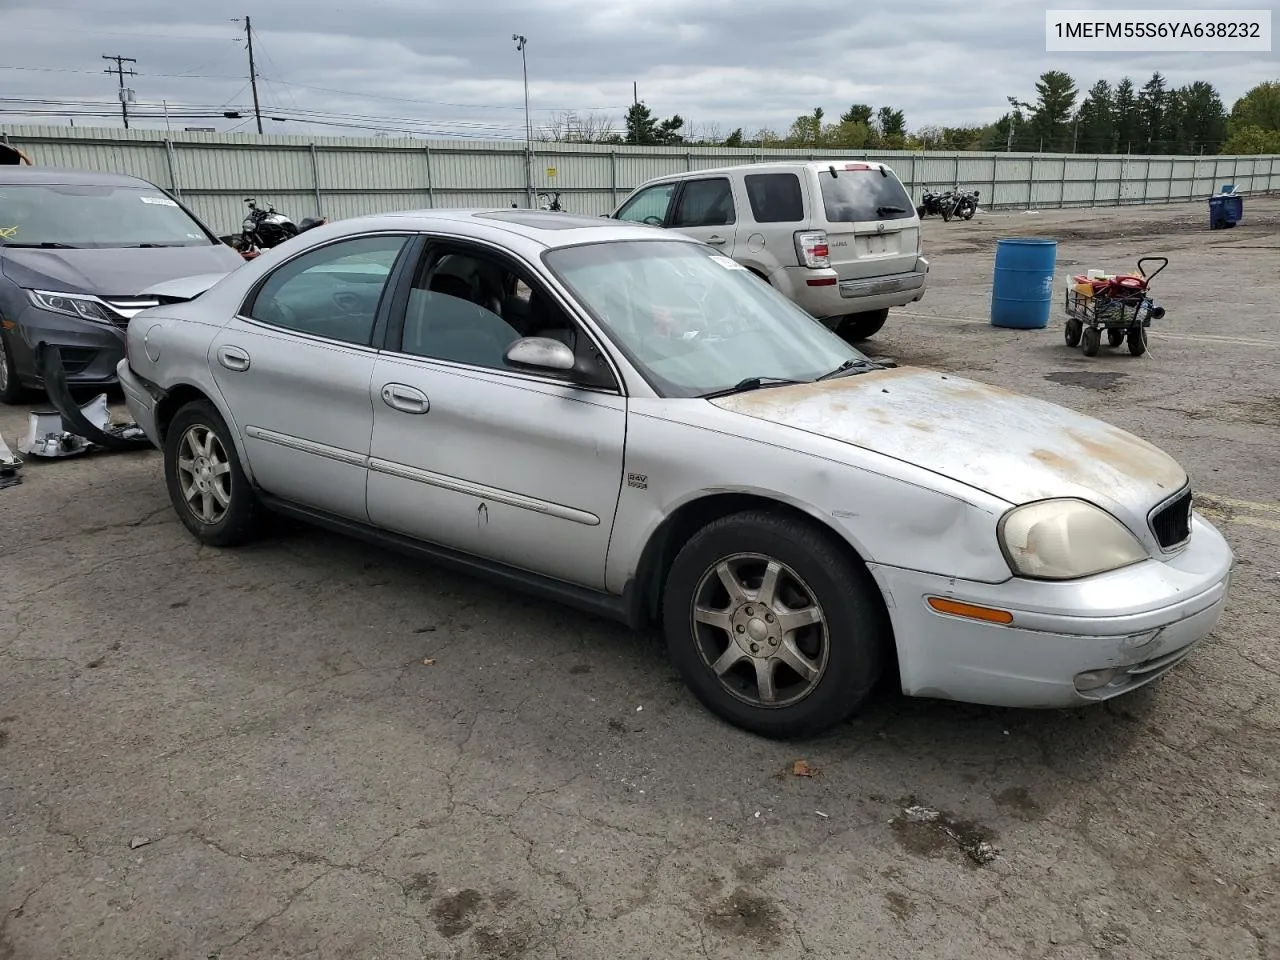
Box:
(512, 34), (533, 208)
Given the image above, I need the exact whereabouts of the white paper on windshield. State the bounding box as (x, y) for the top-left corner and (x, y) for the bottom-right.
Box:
(709, 255), (746, 270)
(140, 195), (179, 206)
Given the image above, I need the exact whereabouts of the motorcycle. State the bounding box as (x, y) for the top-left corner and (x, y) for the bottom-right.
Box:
(916, 186), (946, 219)
(225, 198), (327, 260)
(917, 187), (979, 222)
(537, 191), (564, 211)
(951, 188), (980, 221)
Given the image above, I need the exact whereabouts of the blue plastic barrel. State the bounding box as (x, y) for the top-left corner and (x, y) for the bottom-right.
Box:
(1209, 194), (1242, 229)
(990, 237), (1058, 329)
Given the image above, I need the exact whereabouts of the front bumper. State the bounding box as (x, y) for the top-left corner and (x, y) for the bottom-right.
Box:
(7, 304), (127, 387)
(869, 514), (1235, 708)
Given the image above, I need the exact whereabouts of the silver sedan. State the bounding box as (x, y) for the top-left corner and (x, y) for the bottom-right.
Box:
(117, 209), (1234, 738)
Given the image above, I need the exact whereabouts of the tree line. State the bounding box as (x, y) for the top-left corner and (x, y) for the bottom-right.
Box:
(546, 76), (1280, 156)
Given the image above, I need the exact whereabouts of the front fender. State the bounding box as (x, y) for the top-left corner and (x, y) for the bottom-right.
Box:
(605, 401), (1013, 597)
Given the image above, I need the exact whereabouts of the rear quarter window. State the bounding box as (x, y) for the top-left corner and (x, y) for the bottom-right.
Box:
(744, 173), (804, 223)
(818, 168), (915, 223)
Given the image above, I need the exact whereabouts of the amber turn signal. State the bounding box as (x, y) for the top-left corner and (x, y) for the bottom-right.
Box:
(926, 597), (1014, 625)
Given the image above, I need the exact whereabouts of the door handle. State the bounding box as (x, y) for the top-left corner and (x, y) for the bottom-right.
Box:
(706, 236), (727, 245)
(380, 383), (430, 415)
(216, 345), (250, 372)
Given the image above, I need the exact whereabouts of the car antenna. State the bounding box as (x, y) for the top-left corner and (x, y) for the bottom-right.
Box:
(828, 164), (839, 178)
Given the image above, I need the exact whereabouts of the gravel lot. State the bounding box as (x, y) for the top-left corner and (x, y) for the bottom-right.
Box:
(2, 196), (1278, 960)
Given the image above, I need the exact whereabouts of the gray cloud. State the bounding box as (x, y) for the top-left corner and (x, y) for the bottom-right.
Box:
(2, 0), (1275, 140)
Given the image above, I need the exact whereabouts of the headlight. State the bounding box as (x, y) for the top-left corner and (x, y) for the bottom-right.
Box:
(998, 498), (1147, 580)
(26, 290), (118, 324)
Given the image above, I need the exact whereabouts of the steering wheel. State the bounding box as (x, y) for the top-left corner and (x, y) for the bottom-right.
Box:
(643, 215), (664, 226)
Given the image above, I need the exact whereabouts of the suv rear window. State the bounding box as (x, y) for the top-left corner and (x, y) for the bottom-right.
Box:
(744, 173), (803, 223)
(818, 168), (915, 223)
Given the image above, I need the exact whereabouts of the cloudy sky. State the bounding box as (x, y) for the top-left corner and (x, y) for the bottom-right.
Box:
(1, 0), (1275, 141)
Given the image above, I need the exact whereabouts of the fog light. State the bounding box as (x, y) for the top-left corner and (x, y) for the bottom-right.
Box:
(1074, 668), (1121, 693)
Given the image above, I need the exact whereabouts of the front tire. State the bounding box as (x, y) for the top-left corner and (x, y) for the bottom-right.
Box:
(661, 510), (887, 739)
(836, 308), (889, 342)
(0, 330), (25, 405)
(164, 400), (261, 547)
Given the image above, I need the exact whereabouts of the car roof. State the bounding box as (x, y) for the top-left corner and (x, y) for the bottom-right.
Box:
(0, 166), (160, 188)
(328, 208), (696, 250)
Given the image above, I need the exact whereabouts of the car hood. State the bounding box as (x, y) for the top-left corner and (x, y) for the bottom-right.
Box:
(137, 271), (232, 301)
(709, 366), (1187, 512)
(1, 244), (244, 296)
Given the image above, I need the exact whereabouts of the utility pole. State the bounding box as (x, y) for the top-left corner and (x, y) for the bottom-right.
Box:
(512, 34), (533, 208)
(102, 54), (136, 129)
(245, 16), (262, 133)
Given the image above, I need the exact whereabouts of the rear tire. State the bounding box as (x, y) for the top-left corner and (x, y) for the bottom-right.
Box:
(0, 330), (25, 405)
(164, 399), (261, 547)
(836, 309), (889, 342)
(661, 510), (887, 739)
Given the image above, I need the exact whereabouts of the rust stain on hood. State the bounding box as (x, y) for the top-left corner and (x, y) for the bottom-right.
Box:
(710, 366), (1187, 509)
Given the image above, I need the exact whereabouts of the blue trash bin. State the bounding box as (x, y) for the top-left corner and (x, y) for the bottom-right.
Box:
(990, 237), (1058, 329)
(1209, 194), (1243, 230)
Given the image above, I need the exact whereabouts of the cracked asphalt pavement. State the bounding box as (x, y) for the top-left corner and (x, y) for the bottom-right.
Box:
(2, 197), (1278, 959)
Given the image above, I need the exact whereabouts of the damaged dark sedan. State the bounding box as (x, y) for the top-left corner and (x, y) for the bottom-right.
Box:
(0, 166), (244, 403)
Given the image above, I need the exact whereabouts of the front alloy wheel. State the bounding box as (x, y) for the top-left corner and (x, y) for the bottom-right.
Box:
(662, 510), (887, 738)
(691, 554), (828, 708)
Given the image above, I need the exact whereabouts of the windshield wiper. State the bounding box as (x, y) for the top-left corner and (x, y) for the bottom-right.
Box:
(816, 358), (889, 381)
(699, 376), (803, 399)
(1, 241), (80, 249)
(876, 205), (908, 215)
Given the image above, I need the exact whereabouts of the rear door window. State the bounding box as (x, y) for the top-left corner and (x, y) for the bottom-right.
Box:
(744, 173), (804, 223)
(818, 168), (915, 223)
(670, 178), (735, 227)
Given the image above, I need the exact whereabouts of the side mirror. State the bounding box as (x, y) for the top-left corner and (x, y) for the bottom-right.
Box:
(503, 336), (616, 389)
(505, 336), (575, 373)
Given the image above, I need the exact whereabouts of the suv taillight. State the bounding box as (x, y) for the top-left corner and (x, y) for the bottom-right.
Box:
(794, 230), (830, 269)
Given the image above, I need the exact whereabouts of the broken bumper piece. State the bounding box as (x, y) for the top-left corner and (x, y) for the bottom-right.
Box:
(17, 393), (147, 459)
(8, 345), (153, 462)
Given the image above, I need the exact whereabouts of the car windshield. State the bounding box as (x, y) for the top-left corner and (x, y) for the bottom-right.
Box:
(0, 183), (215, 249)
(819, 168), (915, 222)
(544, 239), (869, 398)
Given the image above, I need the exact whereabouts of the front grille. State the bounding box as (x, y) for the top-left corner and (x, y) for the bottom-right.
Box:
(100, 296), (161, 328)
(1151, 489), (1193, 549)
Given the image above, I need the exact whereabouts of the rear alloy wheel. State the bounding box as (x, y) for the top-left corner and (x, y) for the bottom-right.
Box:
(0, 330), (24, 404)
(836, 308), (889, 342)
(164, 400), (261, 547)
(662, 510), (886, 738)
